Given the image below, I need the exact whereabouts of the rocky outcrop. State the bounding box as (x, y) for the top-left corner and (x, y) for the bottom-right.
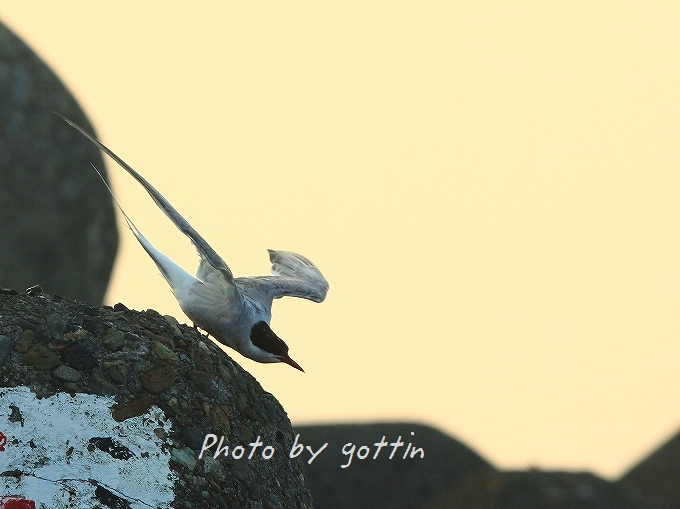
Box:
(0, 20), (118, 305)
(294, 422), (493, 509)
(617, 429), (680, 509)
(0, 287), (313, 508)
(296, 423), (648, 509)
(425, 469), (646, 509)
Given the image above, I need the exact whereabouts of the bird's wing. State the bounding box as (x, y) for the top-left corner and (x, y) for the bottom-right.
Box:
(53, 111), (235, 288)
(237, 250), (329, 303)
(89, 163), (203, 297)
(90, 165), (243, 336)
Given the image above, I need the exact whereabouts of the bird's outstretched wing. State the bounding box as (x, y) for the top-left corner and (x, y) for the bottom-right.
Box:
(237, 250), (329, 304)
(52, 110), (234, 285)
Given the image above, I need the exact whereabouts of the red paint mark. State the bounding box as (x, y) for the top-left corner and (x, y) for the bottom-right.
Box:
(0, 497), (36, 509)
(0, 432), (6, 452)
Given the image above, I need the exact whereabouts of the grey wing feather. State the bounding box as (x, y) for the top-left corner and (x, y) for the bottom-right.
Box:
(238, 250), (329, 303)
(52, 110), (234, 283)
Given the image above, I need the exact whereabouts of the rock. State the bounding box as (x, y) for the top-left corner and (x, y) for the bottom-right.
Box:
(0, 290), (313, 508)
(62, 329), (89, 343)
(112, 395), (155, 422)
(101, 329), (125, 351)
(61, 343), (97, 369)
(151, 339), (179, 364)
(297, 423), (648, 509)
(187, 368), (213, 395)
(52, 365), (81, 382)
(217, 363), (232, 383)
(181, 427), (206, 451)
(231, 458), (251, 480)
(139, 364), (177, 394)
(0, 335), (11, 365)
(133, 359), (154, 373)
(106, 366), (125, 385)
(13, 329), (33, 352)
(0, 20), (118, 305)
(617, 428), (680, 509)
(210, 404), (231, 430)
(87, 368), (120, 396)
(164, 314), (183, 336)
(171, 446), (198, 471)
(24, 285), (43, 297)
(296, 422), (493, 509)
(425, 469), (646, 509)
(46, 312), (66, 339)
(23, 344), (60, 370)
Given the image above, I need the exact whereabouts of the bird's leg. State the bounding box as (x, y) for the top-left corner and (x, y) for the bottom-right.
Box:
(193, 323), (210, 339)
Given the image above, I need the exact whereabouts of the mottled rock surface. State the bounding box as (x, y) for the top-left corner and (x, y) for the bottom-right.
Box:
(0, 20), (118, 305)
(0, 287), (313, 508)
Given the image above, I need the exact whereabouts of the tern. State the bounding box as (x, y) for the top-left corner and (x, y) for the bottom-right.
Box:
(55, 112), (328, 372)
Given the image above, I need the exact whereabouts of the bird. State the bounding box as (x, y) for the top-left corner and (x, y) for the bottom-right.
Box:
(54, 111), (328, 372)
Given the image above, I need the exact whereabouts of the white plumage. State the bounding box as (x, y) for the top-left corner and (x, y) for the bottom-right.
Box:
(56, 112), (328, 371)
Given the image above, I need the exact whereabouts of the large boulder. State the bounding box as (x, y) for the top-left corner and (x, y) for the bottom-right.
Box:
(294, 422), (493, 509)
(617, 429), (680, 509)
(0, 20), (118, 305)
(296, 422), (648, 509)
(425, 469), (647, 509)
(0, 287), (313, 508)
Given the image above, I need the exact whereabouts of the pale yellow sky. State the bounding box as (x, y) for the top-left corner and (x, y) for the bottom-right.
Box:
(2, 2), (679, 478)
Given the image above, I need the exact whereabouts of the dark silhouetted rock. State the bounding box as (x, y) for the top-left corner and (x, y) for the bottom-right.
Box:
(425, 469), (647, 509)
(295, 422), (493, 509)
(0, 20), (118, 305)
(0, 287), (313, 508)
(296, 422), (650, 509)
(617, 429), (680, 509)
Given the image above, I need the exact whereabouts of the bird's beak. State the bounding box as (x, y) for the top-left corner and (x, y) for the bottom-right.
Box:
(279, 355), (305, 372)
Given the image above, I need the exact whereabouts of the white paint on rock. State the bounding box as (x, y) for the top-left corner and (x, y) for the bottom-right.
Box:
(0, 386), (176, 508)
